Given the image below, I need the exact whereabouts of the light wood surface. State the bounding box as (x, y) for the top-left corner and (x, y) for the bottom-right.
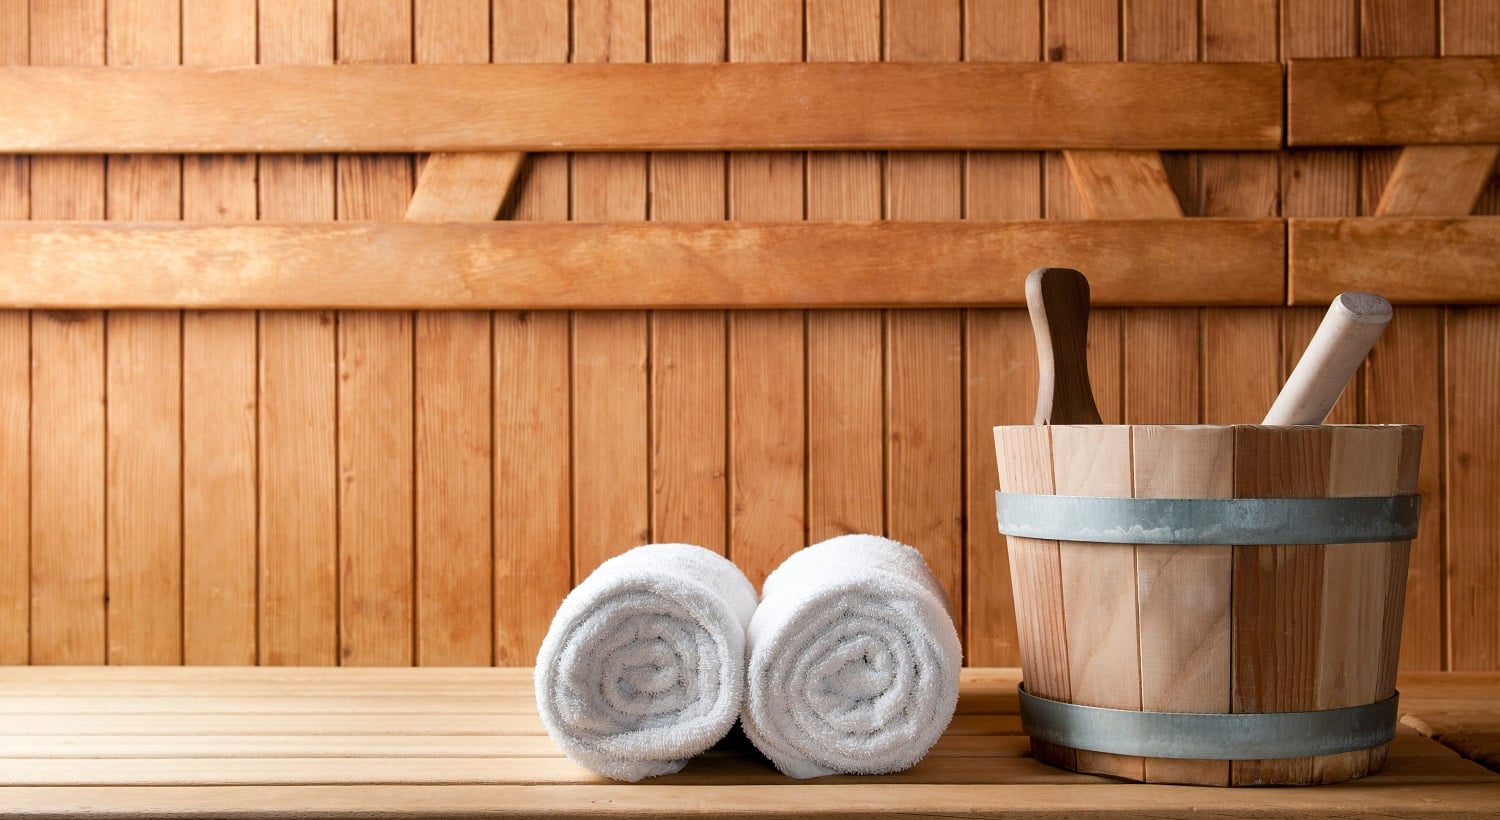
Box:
(885, 0), (965, 630)
(960, 0), (1041, 668)
(1288, 56), (1500, 145)
(0, 667), (1494, 817)
(489, 0), (571, 668)
(1289, 217), (1500, 304)
(0, 0), (26, 667)
(0, 219), (1287, 310)
(1132, 425), (1234, 786)
(726, 0), (805, 591)
(1062, 150), (1184, 219)
(180, 0), (258, 668)
(1053, 425), (1141, 781)
(649, 0), (727, 556)
(1263, 293), (1392, 425)
(1374, 145), (1500, 217)
(0, 61), (1284, 153)
(409, 0), (501, 668)
(27, 0), (107, 667)
(255, 0), (337, 668)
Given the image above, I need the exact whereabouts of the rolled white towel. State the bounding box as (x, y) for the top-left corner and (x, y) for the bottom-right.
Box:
(534, 543), (757, 781)
(743, 534), (962, 779)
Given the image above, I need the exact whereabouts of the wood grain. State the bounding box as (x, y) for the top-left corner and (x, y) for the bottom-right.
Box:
(0, 219), (1288, 310)
(104, 0), (183, 667)
(650, 0), (727, 554)
(254, 0), (338, 668)
(491, 0), (570, 667)
(408, 0), (497, 668)
(1374, 146), (1499, 217)
(1052, 424), (1141, 781)
(1061, 151), (1184, 218)
(334, 0), (416, 668)
(0, 61), (1285, 153)
(803, 0), (882, 556)
(1132, 425), (1234, 785)
(1288, 56), (1500, 146)
(0, 0), (27, 664)
(1447, 307), (1500, 670)
(993, 425), (1074, 771)
(406, 152), (523, 223)
(1443, 0), (1500, 676)
(27, 0), (106, 667)
(0, 666), (1493, 819)
(568, 0), (650, 584)
(885, 0), (964, 635)
(1043, 0), (1120, 221)
(1290, 217), (1500, 304)
(1312, 425), (1404, 782)
(181, 0), (258, 667)
(1231, 425), (1331, 785)
(1120, 0), (1199, 431)
(961, 0), (1043, 667)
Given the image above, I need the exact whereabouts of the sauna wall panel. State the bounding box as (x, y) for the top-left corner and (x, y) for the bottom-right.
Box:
(0, 0), (1493, 672)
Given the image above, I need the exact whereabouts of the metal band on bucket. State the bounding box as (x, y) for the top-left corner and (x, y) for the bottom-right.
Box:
(1017, 684), (1399, 760)
(995, 492), (1420, 545)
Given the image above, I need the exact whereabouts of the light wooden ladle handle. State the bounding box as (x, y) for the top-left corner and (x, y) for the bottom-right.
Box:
(1263, 292), (1393, 426)
(1027, 267), (1102, 426)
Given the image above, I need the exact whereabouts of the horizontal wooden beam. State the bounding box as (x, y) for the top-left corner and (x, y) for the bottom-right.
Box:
(1288, 57), (1500, 146)
(1289, 218), (1500, 304)
(0, 220), (1285, 309)
(0, 62), (1284, 153)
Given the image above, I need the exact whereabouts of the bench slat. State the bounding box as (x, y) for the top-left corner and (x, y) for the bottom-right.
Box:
(1288, 57), (1500, 146)
(0, 62), (1284, 153)
(0, 220), (1286, 309)
(1289, 217), (1500, 304)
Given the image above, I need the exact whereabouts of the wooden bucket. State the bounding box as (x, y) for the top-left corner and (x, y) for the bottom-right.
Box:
(993, 423), (1422, 786)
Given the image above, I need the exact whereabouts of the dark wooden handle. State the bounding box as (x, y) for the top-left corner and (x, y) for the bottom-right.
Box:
(1027, 267), (1103, 426)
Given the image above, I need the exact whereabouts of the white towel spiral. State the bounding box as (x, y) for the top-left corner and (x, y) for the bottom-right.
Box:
(742, 534), (962, 778)
(534, 543), (757, 781)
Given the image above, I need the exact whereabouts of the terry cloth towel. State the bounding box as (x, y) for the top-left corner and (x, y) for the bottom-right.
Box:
(742, 534), (962, 779)
(534, 543), (758, 782)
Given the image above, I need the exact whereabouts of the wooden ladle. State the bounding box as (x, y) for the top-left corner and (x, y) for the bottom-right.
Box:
(1027, 267), (1102, 426)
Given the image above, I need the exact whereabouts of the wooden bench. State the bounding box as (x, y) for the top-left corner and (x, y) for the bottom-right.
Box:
(1, 667), (1497, 818)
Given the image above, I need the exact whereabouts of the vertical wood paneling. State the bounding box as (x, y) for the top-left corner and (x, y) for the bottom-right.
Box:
(1122, 0), (1199, 427)
(1231, 426), (1331, 785)
(1045, 0), (1123, 424)
(28, 0), (107, 667)
(0, 0), (29, 665)
(1054, 425), (1141, 781)
(569, 0), (650, 582)
(1357, 0), (1444, 672)
(1281, 0), (1359, 425)
(1200, 0), (1280, 431)
(728, 0), (806, 590)
(334, 1), (415, 668)
(1442, 0), (1500, 671)
(257, 0), (338, 667)
(492, 0), (572, 666)
(1134, 426), (1234, 786)
(961, 0), (1042, 668)
(885, 0), (964, 625)
(650, 0), (726, 553)
(4, 0), (1500, 674)
(104, 0), (182, 667)
(805, 0), (883, 548)
(411, 0), (494, 667)
(182, 0), (259, 667)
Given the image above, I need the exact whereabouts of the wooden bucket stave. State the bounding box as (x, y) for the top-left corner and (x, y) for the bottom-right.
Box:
(993, 423), (1421, 786)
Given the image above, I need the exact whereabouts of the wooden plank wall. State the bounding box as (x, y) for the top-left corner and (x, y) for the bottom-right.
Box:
(0, 0), (1496, 672)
